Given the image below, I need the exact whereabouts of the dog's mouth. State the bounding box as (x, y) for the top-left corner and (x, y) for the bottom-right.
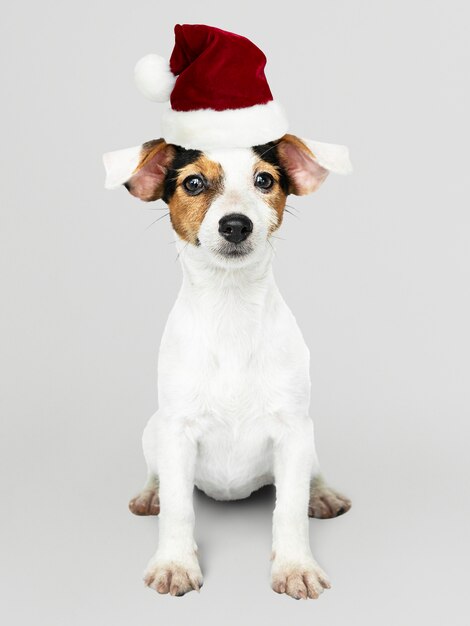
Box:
(215, 241), (253, 259)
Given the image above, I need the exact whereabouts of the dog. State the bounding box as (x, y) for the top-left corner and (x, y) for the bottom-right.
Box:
(104, 132), (352, 600)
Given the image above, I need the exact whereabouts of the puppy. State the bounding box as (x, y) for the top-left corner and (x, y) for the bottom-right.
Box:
(104, 133), (352, 600)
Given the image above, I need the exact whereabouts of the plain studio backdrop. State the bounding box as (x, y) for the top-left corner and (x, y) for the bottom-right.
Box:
(1, 1), (469, 624)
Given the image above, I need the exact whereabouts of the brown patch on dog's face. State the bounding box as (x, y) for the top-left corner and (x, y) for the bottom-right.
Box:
(252, 142), (290, 232)
(253, 159), (288, 231)
(167, 154), (224, 244)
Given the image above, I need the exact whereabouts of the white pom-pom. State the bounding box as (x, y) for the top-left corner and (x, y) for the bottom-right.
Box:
(134, 54), (176, 102)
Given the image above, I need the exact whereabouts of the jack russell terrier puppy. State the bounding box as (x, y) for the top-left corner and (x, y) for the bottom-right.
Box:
(104, 132), (352, 600)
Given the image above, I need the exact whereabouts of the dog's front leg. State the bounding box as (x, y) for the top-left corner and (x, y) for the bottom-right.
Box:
(271, 417), (331, 600)
(144, 421), (202, 596)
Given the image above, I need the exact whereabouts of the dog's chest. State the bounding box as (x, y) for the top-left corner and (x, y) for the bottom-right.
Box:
(157, 283), (310, 420)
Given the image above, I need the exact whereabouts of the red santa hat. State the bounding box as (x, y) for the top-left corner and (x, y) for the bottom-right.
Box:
(134, 24), (289, 150)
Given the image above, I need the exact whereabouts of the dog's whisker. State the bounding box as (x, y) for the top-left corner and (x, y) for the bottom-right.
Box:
(284, 208), (299, 219)
(175, 242), (189, 262)
(285, 204), (300, 212)
(145, 212), (170, 229)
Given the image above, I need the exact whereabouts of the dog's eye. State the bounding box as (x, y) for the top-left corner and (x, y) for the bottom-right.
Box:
(254, 172), (274, 190)
(183, 175), (205, 195)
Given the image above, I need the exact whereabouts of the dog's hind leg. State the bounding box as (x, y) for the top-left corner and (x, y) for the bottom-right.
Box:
(129, 471), (160, 516)
(129, 414), (161, 515)
(308, 474), (351, 519)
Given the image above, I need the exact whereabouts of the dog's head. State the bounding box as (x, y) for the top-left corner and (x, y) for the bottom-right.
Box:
(104, 134), (351, 268)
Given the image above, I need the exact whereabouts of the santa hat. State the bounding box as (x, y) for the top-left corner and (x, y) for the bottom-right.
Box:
(134, 24), (288, 150)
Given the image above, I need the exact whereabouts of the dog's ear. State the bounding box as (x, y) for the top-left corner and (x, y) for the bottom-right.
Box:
(277, 134), (352, 195)
(103, 139), (175, 201)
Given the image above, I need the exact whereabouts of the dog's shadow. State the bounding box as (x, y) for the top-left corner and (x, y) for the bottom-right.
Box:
(192, 485), (276, 573)
(194, 483), (275, 511)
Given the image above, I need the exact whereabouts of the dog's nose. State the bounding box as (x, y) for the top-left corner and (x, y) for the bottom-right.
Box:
(218, 214), (253, 244)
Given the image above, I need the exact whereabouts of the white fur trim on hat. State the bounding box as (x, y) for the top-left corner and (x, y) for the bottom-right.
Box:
(103, 145), (142, 189)
(303, 138), (353, 174)
(161, 101), (289, 150)
(135, 54), (176, 102)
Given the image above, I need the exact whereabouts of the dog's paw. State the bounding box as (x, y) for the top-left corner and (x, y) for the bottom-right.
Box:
(129, 489), (160, 516)
(144, 557), (203, 596)
(308, 481), (351, 519)
(271, 558), (331, 600)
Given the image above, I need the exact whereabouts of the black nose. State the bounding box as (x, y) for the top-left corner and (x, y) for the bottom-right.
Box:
(218, 214), (253, 244)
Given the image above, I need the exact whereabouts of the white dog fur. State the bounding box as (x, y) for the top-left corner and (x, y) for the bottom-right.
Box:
(104, 138), (352, 599)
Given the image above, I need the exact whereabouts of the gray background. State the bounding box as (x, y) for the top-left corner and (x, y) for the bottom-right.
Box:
(1, 1), (469, 624)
